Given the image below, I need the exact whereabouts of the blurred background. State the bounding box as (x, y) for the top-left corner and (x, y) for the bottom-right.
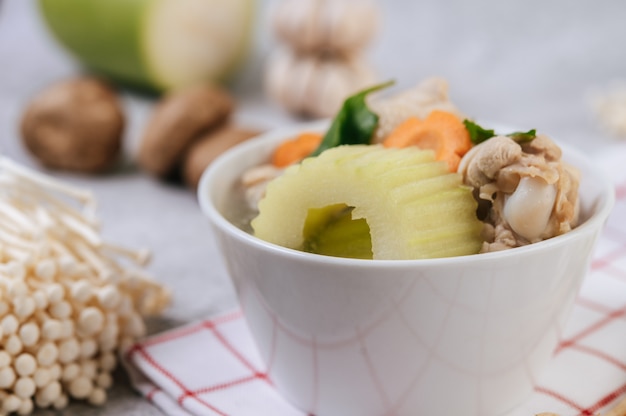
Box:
(1, 0), (626, 414)
(4, 0), (626, 158)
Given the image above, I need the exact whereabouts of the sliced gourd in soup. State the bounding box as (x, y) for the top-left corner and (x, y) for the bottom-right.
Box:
(252, 145), (484, 260)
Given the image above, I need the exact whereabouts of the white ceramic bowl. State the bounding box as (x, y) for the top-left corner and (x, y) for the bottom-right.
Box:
(198, 121), (614, 416)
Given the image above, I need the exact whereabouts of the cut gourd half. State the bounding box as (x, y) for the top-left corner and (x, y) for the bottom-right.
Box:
(145, 0), (253, 89)
(251, 145), (484, 260)
(39, 0), (254, 91)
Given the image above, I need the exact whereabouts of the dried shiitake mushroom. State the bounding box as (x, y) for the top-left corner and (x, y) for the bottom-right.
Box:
(182, 125), (260, 189)
(20, 77), (124, 173)
(137, 84), (234, 178)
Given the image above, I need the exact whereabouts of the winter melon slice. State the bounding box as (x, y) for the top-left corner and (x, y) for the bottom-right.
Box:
(251, 145), (484, 260)
(302, 204), (372, 259)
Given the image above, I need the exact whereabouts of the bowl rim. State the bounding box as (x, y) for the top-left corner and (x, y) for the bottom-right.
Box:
(198, 120), (616, 269)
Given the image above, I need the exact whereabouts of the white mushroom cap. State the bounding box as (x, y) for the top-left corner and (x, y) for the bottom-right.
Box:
(17, 397), (33, 415)
(0, 367), (16, 389)
(33, 368), (51, 389)
(14, 377), (36, 399)
(14, 354), (37, 377)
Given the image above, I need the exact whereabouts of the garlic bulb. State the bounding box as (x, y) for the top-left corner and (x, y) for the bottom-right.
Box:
(266, 0), (380, 117)
(272, 0), (379, 54)
(265, 48), (377, 118)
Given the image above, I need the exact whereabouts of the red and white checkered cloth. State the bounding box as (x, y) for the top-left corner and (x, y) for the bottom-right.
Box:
(124, 144), (626, 416)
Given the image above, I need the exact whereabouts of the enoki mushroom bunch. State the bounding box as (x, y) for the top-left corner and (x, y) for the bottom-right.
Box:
(0, 157), (170, 414)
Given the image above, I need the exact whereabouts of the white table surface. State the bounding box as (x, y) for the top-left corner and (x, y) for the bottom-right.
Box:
(1, 0), (625, 414)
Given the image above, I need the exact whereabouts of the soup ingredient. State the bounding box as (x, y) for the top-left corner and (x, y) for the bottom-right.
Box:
(137, 83), (234, 179)
(183, 125), (260, 189)
(20, 77), (124, 173)
(458, 133), (580, 252)
(0, 157), (170, 413)
(272, 0), (379, 54)
(38, 0), (255, 91)
(311, 80), (394, 157)
(271, 132), (323, 168)
(370, 77), (464, 143)
(383, 110), (472, 172)
(245, 79), (394, 207)
(252, 145), (483, 260)
(241, 164), (285, 213)
(503, 176), (557, 239)
(301, 204), (372, 259)
(463, 119), (537, 144)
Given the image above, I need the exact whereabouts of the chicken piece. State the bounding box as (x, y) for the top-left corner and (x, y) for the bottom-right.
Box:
(241, 164), (284, 212)
(460, 136), (523, 192)
(458, 134), (580, 252)
(369, 77), (464, 143)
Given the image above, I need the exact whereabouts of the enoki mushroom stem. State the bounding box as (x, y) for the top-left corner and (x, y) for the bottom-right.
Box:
(0, 157), (170, 413)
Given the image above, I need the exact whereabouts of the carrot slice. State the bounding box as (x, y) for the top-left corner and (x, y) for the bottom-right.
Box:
(272, 132), (323, 167)
(383, 110), (472, 172)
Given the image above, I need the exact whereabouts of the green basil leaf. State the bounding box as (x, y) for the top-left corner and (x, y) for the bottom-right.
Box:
(310, 80), (395, 157)
(463, 119), (495, 144)
(463, 120), (537, 145)
(507, 129), (536, 143)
